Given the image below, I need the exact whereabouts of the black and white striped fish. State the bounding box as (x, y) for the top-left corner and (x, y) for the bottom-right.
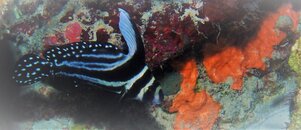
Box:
(12, 8), (164, 105)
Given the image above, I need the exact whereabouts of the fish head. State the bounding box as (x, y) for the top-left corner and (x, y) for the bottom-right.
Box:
(13, 54), (52, 85)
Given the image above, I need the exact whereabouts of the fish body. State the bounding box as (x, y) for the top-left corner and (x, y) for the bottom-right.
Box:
(12, 9), (164, 105)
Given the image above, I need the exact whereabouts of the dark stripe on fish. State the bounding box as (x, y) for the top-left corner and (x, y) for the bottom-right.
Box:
(124, 69), (153, 98)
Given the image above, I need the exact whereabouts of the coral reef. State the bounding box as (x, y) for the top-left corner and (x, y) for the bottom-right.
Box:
(198, 55), (297, 129)
(203, 4), (299, 90)
(1, 0), (301, 129)
(4, 0), (212, 68)
(169, 59), (221, 130)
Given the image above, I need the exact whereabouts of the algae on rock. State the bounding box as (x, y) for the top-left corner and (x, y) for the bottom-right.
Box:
(289, 37), (301, 77)
(288, 36), (301, 130)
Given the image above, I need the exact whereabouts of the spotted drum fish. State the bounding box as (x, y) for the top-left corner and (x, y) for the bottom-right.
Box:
(12, 8), (164, 105)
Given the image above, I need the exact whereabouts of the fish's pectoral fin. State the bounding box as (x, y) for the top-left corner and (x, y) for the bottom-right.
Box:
(118, 88), (128, 102)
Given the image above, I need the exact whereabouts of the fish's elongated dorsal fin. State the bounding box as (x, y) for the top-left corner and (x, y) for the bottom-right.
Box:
(118, 8), (145, 60)
(12, 54), (53, 85)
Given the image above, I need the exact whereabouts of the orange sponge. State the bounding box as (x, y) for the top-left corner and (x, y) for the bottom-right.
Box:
(203, 4), (299, 90)
(170, 59), (221, 130)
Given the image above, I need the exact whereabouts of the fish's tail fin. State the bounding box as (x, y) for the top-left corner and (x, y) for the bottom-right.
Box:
(13, 54), (53, 85)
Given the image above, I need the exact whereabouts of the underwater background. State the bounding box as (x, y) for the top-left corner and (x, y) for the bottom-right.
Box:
(0, 0), (301, 129)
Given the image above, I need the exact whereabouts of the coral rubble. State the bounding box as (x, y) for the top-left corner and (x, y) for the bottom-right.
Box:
(169, 59), (221, 130)
(203, 4), (299, 90)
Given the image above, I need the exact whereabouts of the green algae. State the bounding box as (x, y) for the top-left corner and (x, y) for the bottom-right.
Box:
(288, 36), (301, 130)
(289, 37), (301, 78)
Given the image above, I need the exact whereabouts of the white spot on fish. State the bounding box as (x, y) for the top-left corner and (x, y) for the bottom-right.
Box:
(26, 64), (32, 67)
(36, 68), (41, 71)
(29, 57), (33, 60)
(58, 51), (62, 54)
(21, 68), (26, 71)
(32, 72), (36, 75)
(92, 49), (96, 52)
(17, 73), (22, 77)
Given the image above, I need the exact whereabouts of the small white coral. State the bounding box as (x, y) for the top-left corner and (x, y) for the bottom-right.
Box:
(180, 8), (209, 26)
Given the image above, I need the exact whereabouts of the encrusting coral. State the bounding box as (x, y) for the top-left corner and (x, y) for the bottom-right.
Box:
(203, 4), (299, 90)
(169, 59), (221, 130)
